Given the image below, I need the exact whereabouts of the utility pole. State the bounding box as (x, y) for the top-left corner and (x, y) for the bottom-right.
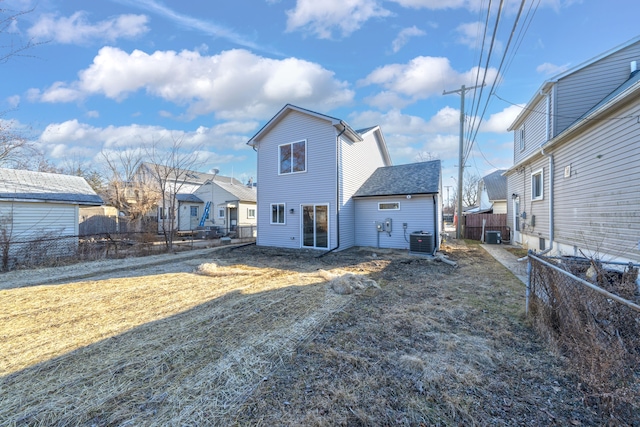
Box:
(443, 83), (484, 239)
(444, 185), (452, 211)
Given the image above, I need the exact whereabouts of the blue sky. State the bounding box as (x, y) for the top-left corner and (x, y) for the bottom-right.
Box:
(1, 0), (638, 194)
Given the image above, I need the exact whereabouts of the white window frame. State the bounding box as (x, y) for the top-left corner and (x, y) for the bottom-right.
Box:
(278, 139), (307, 175)
(247, 208), (256, 219)
(531, 169), (543, 201)
(519, 126), (525, 152)
(378, 202), (400, 211)
(218, 208), (225, 218)
(270, 203), (286, 224)
(190, 206), (199, 217)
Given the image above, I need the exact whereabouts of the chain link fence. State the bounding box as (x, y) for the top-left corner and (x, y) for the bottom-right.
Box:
(527, 253), (640, 419)
(1, 225), (257, 272)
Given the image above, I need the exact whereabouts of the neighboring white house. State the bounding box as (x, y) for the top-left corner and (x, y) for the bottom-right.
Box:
(192, 176), (257, 236)
(505, 36), (640, 264)
(0, 168), (103, 267)
(247, 104), (442, 252)
(135, 163), (257, 234)
(476, 169), (507, 214)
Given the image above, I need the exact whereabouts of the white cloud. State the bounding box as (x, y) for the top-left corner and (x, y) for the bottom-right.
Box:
(536, 62), (570, 76)
(285, 0), (391, 39)
(359, 56), (499, 108)
(455, 21), (484, 48)
(391, 26), (426, 53)
(389, 0), (468, 9)
(36, 119), (260, 164)
(85, 110), (99, 118)
(6, 95), (20, 108)
(27, 12), (149, 44)
(479, 104), (523, 133)
(33, 47), (355, 120)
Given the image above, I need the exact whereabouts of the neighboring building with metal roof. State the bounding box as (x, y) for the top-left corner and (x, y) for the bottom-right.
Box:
(476, 169), (507, 214)
(0, 168), (103, 268)
(504, 36), (640, 264)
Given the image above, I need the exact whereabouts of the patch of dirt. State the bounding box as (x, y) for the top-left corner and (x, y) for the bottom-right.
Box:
(0, 242), (616, 425)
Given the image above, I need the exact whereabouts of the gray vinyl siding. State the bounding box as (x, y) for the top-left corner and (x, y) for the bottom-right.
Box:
(552, 101), (640, 261)
(354, 195), (436, 250)
(554, 41), (640, 136)
(255, 110), (337, 249)
(339, 130), (388, 249)
(514, 96), (548, 164)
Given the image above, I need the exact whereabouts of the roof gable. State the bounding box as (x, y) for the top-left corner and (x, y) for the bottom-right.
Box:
(247, 104), (363, 145)
(0, 168), (103, 205)
(481, 169), (507, 201)
(354, 160), (441, 197)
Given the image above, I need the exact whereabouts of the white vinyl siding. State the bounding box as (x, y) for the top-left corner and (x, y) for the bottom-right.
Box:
(0, 202), (80, 264)
(255, 110), (336, 248)
(354, 195), (436, 250)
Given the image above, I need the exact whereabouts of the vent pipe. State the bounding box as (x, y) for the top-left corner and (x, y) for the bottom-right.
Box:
(631, 60), (638, 74)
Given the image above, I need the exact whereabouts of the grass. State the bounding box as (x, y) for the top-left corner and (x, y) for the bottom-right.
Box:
(0, 243), (616, 425)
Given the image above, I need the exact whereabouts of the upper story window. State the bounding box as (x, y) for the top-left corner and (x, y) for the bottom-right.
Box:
(519, 127), (525, 152)
(531, 169), (543, 201)
(279, 140), (306, 174)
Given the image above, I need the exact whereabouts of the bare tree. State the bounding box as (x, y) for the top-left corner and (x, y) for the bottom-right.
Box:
(462, 172), (480, 208)
(101, 149), (159, 233)
(0, 1), (41, 64)
(143, 136), (204, 251)
(0, 120), (37, 168)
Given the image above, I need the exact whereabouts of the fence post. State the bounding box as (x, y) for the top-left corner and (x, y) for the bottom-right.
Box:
(526, 251), (532, 316)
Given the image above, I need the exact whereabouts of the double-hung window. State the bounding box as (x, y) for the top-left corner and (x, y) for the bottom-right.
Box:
(531, 169), (543, 201)
(279, 140), (306, 174)
(247, 208), (256, 219)
(271, 203), (285, 224)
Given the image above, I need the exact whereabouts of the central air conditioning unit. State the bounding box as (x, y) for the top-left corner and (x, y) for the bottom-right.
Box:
(410, 231), (434, 254)
(485, 230), (502, 244)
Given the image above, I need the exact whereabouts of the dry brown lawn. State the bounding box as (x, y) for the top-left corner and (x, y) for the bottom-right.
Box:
(0, 242), (614, 425)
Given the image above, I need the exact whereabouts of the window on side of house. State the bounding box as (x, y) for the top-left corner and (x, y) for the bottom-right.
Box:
(247, 208), (256, 219)
(531, 169), (543, 201)
(218, 208), (225, 218)
(190, 206), (198, 217)
(271, 203), (285, 224)
(519, 127), (525, 152)
(378, 202), (400, 210)
(279, 140), (306, 174)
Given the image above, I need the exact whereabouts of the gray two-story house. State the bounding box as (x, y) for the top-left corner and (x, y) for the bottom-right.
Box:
(505, 36), (640, 264)
(247, 104), (443, 252)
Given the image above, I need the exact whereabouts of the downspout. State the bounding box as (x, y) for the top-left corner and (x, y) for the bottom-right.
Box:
(320, 123), (347, 256)
(432, 195), (438, 255)
(539, 145), (554, 255)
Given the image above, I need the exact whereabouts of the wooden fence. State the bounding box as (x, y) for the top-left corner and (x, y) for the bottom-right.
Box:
(463, 213), (509, 242)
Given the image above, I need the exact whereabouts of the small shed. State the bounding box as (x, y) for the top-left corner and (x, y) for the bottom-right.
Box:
(0, 168), (103, 268)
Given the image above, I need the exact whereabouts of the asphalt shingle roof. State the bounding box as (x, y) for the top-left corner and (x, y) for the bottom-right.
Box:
(0, 168), (103, 205)
(176, 193), (204, 203)
(353, 160), (441, 197)
(482, 169), (507, 201)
